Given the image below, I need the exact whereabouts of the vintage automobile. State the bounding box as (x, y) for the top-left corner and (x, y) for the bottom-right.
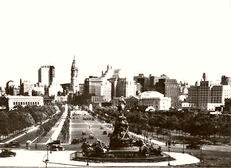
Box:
(0, 149), (16, 157)
(4, 141), (20, 148)
(49, 144), (65, 151)
(47, 140), (60, 145)
(47, 140), (64, 151)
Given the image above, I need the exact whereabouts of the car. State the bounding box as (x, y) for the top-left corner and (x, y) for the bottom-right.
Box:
(50, 140), (60, 144)
(47, 140), (60, 146)
(49, 144), (64, 151)
(0, 149), (16, 157)
(4, 141), (20, 148)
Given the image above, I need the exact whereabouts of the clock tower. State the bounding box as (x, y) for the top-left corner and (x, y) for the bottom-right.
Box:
(70, 56), (79, 93)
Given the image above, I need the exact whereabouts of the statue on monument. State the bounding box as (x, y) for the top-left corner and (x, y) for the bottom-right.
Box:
(109, 97), (133, 148)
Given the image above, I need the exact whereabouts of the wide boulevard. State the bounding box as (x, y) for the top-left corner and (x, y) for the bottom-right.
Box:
(0, 107), (200, 167)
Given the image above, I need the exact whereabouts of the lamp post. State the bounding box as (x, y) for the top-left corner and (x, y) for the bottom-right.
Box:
(167, 132), (171, 166)
(86, 152), (89, 166)
(45, 145), (49, 168)
(182, 131), (185, 154)
(200, 144), (203, 166)
(168, 144), (171, 166)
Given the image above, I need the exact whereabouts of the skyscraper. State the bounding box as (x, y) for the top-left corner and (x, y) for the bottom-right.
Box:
(38, 65), (55, 86)
(187, 73), (231, 111)
(84, 65), (113, 102)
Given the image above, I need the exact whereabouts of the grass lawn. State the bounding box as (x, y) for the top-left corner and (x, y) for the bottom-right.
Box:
(193, 150), (231, 167)
(169, 148), (231, 167)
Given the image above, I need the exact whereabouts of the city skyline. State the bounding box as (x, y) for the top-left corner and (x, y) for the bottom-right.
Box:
(1, 0), (231, 87)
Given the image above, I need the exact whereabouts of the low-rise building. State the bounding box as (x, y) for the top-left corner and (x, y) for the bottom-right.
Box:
(6, 95), (44, 110)
(138, 91), (171, 111)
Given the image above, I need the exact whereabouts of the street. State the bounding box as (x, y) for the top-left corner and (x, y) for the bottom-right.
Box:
(0, 108), (201, 167)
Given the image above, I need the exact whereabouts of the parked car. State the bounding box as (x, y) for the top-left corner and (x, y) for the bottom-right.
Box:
(48, 140), (60, 145)
(4, 141), (20, 148)
(0, 149), (16, 157)
(49, 144), (64, 151)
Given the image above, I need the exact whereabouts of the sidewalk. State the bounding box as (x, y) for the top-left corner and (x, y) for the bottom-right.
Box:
(0, 149), (199, 167)
(47, 150), (199, 167)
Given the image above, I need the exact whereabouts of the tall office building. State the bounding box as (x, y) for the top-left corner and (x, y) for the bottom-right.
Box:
(115, 78), (137, 98)
(133, 74), (150, 92)
(109, 69), (137, 98)
(155, 76), (180, 108)
(84, 65), (112, 102)
(149, 75), (161, 90)
(38, 65), (55, 86)
(187, 73), (231, 111)
(70, 56), (79, 93)
(19, 79), (33, 96)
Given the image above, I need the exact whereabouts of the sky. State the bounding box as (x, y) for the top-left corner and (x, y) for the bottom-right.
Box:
(1, 0), (231, 87)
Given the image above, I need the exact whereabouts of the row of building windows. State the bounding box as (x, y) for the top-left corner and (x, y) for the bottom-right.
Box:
(13, 101), (40, 106)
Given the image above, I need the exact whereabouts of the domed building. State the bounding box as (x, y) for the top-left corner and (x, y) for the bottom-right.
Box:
(138, 91), (171, 111)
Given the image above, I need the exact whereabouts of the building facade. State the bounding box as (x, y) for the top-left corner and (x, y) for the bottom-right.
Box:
(133, 74), (150, 92)
(115, 78), (137, 98)
(187, 73), (231, 111)
(84, 65), (113, 102)
(138, 91), (171, 111)
(20, 79), (33, 96)
(221, 75), (231, 85)
(38, 65), (55, 86)
(6, 95), (44, 110)
(149, 75), (161, 90)
(155, 77), (180, 108)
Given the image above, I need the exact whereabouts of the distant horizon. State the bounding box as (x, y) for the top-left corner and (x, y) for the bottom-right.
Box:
(0, 60), (225, 88)
(1, 1), (231, 87)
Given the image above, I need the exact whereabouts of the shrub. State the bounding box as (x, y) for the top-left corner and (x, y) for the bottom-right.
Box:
(103, 131), (107, 135)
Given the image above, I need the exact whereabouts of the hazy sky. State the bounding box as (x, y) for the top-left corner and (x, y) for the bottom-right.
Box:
(1, 0), (231, 87)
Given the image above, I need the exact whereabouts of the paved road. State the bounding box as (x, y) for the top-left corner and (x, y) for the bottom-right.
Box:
(2, 104), (64, 143)
(0, 109), (201, 167)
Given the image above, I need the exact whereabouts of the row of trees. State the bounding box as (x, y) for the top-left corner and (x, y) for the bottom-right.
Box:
(0, 104), (59, 140)
(60, 106), (71, 142)
(93, 106), (231, 143)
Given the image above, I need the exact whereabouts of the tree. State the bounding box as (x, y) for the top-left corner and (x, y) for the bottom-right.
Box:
(0, 111), (10, 138)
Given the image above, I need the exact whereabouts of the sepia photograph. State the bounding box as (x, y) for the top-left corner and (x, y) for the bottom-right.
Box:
(0, 0), (231, 167)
